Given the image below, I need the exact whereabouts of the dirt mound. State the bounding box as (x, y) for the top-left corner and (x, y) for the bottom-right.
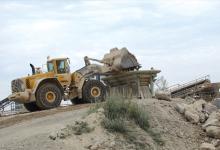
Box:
(0, 98), (207, 150)
(47, 98), (205, 150)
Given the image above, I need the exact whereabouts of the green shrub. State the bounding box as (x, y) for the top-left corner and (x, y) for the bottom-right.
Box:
(128, 103), (150, 131)
(103, 97), (129, 120)
(102, 97), (163, 145)
(103, 97), (150, 131)
(102, 118), (127, 133)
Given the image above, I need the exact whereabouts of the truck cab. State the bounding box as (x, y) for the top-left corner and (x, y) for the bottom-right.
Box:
(46, 58), (72, 87)
(47, 58), (70, 74)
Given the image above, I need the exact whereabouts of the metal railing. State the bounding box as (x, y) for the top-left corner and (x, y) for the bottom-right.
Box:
(168, 75), (210, 93)
(0, 98), (11, 111)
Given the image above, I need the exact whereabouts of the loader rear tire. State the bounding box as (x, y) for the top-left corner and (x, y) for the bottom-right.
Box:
(23, 102), (41, 112)
(36, 83), (62, 110)
(82, 80), (106, 103)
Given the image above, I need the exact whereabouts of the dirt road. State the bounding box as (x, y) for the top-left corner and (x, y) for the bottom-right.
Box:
(0, 104), (90, 150)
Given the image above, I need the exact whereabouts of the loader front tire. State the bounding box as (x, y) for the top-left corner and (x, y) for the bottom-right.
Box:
(23, 102), (40, 112)
(82, 80), (106, 103)
(36, 83), (62, 110)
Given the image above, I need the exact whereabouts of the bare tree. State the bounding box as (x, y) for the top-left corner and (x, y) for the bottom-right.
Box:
(155, 76), (168, 91)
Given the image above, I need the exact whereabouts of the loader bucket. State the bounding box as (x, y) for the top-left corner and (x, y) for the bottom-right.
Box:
(102, 47), (140, 71)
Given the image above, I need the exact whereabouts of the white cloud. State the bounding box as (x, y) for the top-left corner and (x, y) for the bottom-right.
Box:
(8, 19), (65, 33)
(31, 20), (64, 31)
(155, 0), (217, 16)
(0, 1), (33, 12)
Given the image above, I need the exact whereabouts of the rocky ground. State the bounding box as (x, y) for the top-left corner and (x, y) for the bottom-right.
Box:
(136, 98), (204, 150)
(0, 98), (219, 150)
(174, 97), (220, 150)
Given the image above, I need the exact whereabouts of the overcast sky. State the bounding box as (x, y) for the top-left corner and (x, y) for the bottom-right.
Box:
(0, 0), (220, 99)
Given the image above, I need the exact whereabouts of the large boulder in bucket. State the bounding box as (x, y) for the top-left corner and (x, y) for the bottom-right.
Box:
(102, 47), (141, 71)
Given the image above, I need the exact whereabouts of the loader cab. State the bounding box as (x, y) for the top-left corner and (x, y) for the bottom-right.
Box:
(47, 58), (71, 74)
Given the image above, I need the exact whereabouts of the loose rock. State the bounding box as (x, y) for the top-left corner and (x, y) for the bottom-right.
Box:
(49, 132), (57, 140)
(175, 103), (188, 114)
(206, 126), (220, 139)
(185, 110), (200, 124)
(155, 91), (172, 101)
(200, 143), (216, 150)
(212, 139), (220, 147)
(202, 112), (220, 129)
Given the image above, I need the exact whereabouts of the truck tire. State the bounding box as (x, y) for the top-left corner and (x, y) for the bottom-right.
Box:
(36, 83), (62, 110)
(82, 80), (106, 103)
(23, 102), (41, 112)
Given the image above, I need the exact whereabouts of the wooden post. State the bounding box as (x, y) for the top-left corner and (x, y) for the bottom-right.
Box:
(150, 76), (155, 97)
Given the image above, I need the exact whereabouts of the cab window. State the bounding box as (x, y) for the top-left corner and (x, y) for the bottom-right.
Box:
(57, 60), (67, 74)
(47, 62), (54, 72)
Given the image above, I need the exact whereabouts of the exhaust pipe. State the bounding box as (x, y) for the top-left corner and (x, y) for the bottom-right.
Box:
(30, 63), (35, 75)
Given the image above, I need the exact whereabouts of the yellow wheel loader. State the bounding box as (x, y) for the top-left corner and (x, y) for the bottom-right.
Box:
(0, 48), (140, 112)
